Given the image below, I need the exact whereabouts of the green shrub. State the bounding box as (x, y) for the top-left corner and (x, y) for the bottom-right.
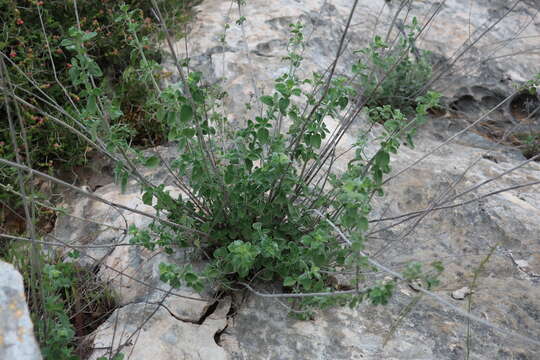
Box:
(514, 82), (540, 160)
(0, 2), (194, 358)
(4, 246), (116, 359)
(3, 2), (445, 325)
(110, 20), (444, 316)
(354, 17), (434, 115)
(516, 132), (540, 160)
(0, 0), (197, 224)
(2, 2), (540, 355)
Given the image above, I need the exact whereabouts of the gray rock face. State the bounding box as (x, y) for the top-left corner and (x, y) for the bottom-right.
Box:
(51, 0), (540, 359)
(171, 0), (540, 358)
(168, 0), (540, 110)
(0, 261), (42, 360)
(165, 0), (540, 151)
(89, 298), (230, 360)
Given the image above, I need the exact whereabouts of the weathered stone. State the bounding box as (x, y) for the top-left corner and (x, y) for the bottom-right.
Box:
(167, 0), (540, 114)
(51, 146), (221, 358)
(88, 297), (230, 360)
(451, 287), (473, 300)
(0, 261), (42, 360)
(222, 132), (540, 359)
(165, 0), (539, 156)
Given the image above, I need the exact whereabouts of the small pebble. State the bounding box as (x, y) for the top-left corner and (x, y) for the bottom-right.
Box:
(451, 286), (473, 300)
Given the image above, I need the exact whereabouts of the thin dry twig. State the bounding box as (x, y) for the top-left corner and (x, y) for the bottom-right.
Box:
(0, 157), (208, 237)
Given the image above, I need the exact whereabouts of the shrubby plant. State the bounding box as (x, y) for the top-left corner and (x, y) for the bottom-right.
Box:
(519, 132), (540, 159)
(514, 78), (540, 160)
(0, 2), (193, 358)
(355, 17), (434, 115)
(0, 0), (196, 222)
(13, 6), (441, 316)
(3, 246), (116, 359)
(1, 1), (447, 327)
(2, 1), (540, 357)
(111, 17), (444, 315)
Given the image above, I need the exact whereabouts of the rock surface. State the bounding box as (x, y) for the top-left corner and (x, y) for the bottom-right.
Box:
(89, 297), (230, 360)
(51, 0), (540, 359)
(0, 261), (42, 360)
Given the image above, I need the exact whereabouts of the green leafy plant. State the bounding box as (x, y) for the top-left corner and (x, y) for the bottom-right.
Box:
(2, 1), (540, 356)
(354, 17), (434, 115)
(3, 2), (445, 340)
(109, 19), (444, 316)
(0, 0), (197, 229)
(516, 132), (540, 160)
(514, 77), (540, 160)
(3, 246), (116, 359)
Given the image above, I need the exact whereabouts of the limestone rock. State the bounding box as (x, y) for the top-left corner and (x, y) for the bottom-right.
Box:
(451, 287), (473, 300)
(166, 0), (540, 118)
(88, 297), (231, 360)
(0, 261), (42, 360)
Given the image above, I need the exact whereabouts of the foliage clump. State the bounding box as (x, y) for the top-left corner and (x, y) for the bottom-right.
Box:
(116, 20), (444, 316)
(3, 247), (116, 359)
(0, 2), (194, 359)
(3, 8), (444, 352)
(0, 0), (197, 221)
(3, 3), (540, 358)
(354, 18), (434, 115)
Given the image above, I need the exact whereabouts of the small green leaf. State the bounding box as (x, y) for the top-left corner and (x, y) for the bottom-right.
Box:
(374, 151), (390, 169)
(144, 156), (160, 168)
(82, 31), (97, 41)
(184, 272), (198, 283)
(67, 250), (80, 259)
(256, 128), (269, 143)
(357, 216), (369, 232)
(260, 95), (274, 106)
(279, 97), (290, 114)
(182, 128), (196, 138)
(247, 152), (259, 161)
(283, 277), (296, 287)
(309, 134), (321, 148)
(338, 96), (348, 110)
(192, 90), (205, 104)
(180, 104), (193, 122)
(166, 111), (178, 125)
(142, 191), (153, 205)
(275, 83), (288, 96)
(108, 105), (123, 120)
